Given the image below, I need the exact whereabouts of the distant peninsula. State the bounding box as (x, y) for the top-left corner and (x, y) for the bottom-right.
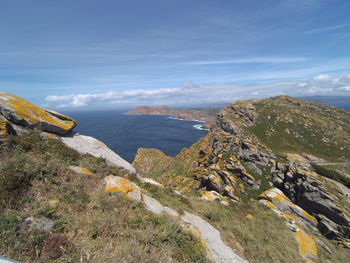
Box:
(126, 106), (219, 129)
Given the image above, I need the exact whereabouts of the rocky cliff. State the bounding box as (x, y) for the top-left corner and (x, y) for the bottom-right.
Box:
(133, 96), (350, 262)
(126, 105), (219, 129)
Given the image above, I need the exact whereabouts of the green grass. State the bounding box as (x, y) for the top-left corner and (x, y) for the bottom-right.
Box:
(312, 164), (350, 188)
(0, 131), (207, 263)
(247, 99), (350, 162)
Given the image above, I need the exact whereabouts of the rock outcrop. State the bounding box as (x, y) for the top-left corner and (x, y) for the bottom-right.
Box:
(259, 188), (318, 262)
(104, 175), (142, 201)
(0, 92), (136, 175)
(271, 158), (350, 247)
(61, 132), (136, 174)
(0, 92), (76, 134)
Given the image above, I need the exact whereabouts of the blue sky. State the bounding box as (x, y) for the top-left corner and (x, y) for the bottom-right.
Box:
(1, 0), (350, 109)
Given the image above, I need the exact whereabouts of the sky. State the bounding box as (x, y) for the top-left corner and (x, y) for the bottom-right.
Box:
(1, 0), (350, 109)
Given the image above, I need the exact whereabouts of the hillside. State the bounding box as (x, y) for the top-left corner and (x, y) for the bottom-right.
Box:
(1, 93), (350, 263)
(133, 96), (350, 263)
(126, 106), (219, 129)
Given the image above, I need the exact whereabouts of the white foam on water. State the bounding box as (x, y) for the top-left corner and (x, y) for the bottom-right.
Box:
(193, 124), (209, 131)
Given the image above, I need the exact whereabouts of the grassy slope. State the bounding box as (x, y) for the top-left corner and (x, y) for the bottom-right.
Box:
(0, 132), (207, 263)
(247, 96), (350, 162)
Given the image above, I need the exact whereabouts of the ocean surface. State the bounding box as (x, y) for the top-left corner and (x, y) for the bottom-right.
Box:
(66, 111), (208, 163)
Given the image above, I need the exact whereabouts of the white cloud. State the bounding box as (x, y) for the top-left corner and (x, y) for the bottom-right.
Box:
(313, 74), (330, 81)
(45, 72), (350, 109)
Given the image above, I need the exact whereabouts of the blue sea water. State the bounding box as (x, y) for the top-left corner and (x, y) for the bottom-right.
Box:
(66, 111), (208, 163)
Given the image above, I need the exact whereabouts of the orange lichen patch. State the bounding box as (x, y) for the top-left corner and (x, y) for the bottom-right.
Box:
(241, 172), (255, 181)
(80, 168), (95, 176)
(0, 120), (9, 136)
(259, 199), (281, 215)
(294, 229), (317, 261)
(0, 92), (76, 134)
(246, 214), (254, 219)
(68, 166), (95, 176)
(259, 188), (288, 204)
(104, 175), (141, 202)
(283, 213), (298, 222)
(298, 208), (318, 225)
(200, 190), (222, 201)
(0, 119), (13, 143)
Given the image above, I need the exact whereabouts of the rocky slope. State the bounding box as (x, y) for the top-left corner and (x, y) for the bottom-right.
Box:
(133, 96), (350, 262)
(0, 92), (249, 263)
(126, 106), (219, 129)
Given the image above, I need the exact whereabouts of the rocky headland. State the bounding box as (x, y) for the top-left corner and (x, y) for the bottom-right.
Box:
(126, 105), (219, 129)
(1, 92), (350, 263)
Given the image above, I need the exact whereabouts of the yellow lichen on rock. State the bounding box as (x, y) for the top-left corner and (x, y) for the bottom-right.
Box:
(259, 188), (317, 226)
(104, 175), (142, 202)
(0, 118), (15, 144)
(0, 92), (76, 134)
(68, 166), (95, 176)
(246, 214), (254, 219)
(200, 189), (222, 201)
(294, 229), (317, 262)
(259, 188), (318, 262)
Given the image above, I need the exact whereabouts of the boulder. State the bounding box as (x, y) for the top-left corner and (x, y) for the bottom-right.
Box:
(0, 92), (76, 134)
(61, 132), (136, 174)
(25, 217), (54, 231)
(104, 175), (141, 201)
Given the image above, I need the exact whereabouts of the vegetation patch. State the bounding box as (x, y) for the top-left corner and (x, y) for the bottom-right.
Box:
(312, 164), (350, 188)
(0, 131), (207, 262)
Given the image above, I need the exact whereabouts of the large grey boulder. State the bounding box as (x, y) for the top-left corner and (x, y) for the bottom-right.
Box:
(61, 132), (136, 174)
(0, 92), (76, 135)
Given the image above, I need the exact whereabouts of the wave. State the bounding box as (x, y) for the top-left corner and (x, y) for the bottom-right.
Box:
(193, 124), (210, 131)
(168, 116), (205, 123)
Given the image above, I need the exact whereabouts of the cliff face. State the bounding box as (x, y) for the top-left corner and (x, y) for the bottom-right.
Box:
(134, 96), (350, 262)
(126, 105), (219, 128)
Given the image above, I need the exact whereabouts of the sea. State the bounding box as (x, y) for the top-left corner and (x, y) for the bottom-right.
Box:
(66, 111), (209, 163)
(66, 100), (350, 163)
